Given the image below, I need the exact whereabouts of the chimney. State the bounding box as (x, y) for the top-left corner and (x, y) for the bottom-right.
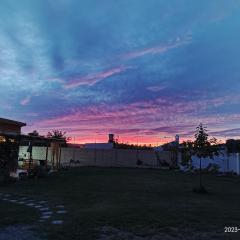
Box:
(108, 134), (114, 143)
(175, 135), (180, 144)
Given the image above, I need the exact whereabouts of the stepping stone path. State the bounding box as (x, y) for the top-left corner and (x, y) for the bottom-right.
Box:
(26, 203), (35, 207)
(34, 205), (43, 208)
(0, 192), (67, 225)
(56, 210), (67, 214)
(56, 205), (65, 208)
(40, 215), (51, 219)
(39, 207), (49, 211)
(42, 211), (53, 215)
(51, 220), (64, 225)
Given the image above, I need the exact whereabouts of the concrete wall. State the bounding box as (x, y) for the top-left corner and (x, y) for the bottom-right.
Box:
(84, 143), (113, 149)
(59, 148), (166, 167)
(19, 146), (240, 174)
(18, 146), (172, 168)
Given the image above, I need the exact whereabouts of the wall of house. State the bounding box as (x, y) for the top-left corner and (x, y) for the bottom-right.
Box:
(0, 123), (21, 134)
(18, 146), (172, 168)
(190, 150), (240, 174)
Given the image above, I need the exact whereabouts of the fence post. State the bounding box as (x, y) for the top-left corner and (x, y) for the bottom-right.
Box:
(45, 146), (48, 168)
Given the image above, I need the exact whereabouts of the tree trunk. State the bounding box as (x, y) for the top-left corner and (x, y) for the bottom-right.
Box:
(199, 157), (202, 188)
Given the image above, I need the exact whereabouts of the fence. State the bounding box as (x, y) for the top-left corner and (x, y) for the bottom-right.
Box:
(191, 151), (240, 174)
(18, 146), (173, 168)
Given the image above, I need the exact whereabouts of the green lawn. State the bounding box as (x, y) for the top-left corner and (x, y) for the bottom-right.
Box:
(1, 167), (240, 239)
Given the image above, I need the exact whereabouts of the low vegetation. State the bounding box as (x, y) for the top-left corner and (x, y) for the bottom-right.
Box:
(1, 167), (240, 239)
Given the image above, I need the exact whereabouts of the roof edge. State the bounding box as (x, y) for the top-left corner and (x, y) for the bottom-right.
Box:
(0, 118), (26, 127)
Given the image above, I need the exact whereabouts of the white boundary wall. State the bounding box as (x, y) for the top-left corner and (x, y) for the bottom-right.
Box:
(18, 146), (172, 168)
(19, 146), (52, 161)
(19, 146), (240, 174)
(191, 150), (240, 174)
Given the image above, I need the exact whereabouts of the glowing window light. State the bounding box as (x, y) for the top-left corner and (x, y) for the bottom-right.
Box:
(0, 136), (6, 143)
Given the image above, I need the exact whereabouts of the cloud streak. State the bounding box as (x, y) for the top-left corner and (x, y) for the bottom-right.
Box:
(20, 96), (31, 106)
(122, 36), (191, 60)
(64, 66), (130, 89)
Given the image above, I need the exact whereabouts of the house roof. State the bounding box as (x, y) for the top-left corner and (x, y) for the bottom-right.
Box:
(20, 134), (66, 142)
(0, 118), (26, 127)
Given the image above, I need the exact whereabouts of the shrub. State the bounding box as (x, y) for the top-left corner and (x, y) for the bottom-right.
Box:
(206, 163), (220, 174)
(33, 166), (48, 178)
(136, 159), (143, 165)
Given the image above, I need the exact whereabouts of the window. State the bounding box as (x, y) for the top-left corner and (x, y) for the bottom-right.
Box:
(0, 136), (6, 143)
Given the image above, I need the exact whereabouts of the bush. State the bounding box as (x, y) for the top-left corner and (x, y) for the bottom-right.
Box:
(0, 170), (17, 184)
(136, 159), (143, 165)
(0, 169), (7, 183)
(192, 163), (220, 175)
(224, 171), (237, 177)
(206, 163), (220, 174)
(33, 166), (48, 178)
(170, 165), (180, 170)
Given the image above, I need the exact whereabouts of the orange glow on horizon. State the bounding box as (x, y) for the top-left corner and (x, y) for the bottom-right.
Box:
(67, 135), (227, 146)
(67, 136), (192, 146)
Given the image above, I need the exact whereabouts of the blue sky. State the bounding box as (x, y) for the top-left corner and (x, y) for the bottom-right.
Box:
(1, 0), (240, 144)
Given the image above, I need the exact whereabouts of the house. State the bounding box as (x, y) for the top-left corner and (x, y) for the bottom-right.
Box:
(0, 118), (26, 173)
(0, 117), (26, 135)
(0, 117), (26, 145)
(79, 134), (114, 149)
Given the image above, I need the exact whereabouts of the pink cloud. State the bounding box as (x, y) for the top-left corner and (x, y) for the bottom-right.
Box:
(122, 36), (191, 60)
(62, 36), (190, 91)
(147, 85), (166, 92)
(25, 94), (240, 145)
(64, 66), (130, 89)
(20, 96), (31, 106)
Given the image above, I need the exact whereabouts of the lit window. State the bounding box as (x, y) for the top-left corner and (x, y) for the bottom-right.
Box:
(0, 136), (6, 143)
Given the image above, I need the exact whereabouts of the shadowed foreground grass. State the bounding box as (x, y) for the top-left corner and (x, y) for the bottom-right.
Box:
(1, 167), (240, 239)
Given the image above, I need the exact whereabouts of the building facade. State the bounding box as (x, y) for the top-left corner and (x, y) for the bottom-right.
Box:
(0, 118), (26, 135)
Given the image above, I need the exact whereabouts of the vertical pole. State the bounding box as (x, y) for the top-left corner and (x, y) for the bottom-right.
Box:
(59, 146), (62, 169)
(46, 146), (48, 169)
(94, 140), (96, 166)
(17, 135), (21, 170)
(29, 149), (32, 173)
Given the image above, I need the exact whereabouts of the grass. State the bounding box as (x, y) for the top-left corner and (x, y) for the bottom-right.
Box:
(1, 167), (240, 239)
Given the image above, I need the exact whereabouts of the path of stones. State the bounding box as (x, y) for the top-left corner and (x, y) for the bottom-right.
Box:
(0, 192), (67, 225)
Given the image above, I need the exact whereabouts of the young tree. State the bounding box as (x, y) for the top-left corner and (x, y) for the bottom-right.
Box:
(193, 123), (220, 193)
(181, 140), (194, 167)
(47, 130), (66, 140)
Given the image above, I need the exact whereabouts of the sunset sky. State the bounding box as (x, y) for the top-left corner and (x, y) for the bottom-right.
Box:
(1, 0), (240, 145)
